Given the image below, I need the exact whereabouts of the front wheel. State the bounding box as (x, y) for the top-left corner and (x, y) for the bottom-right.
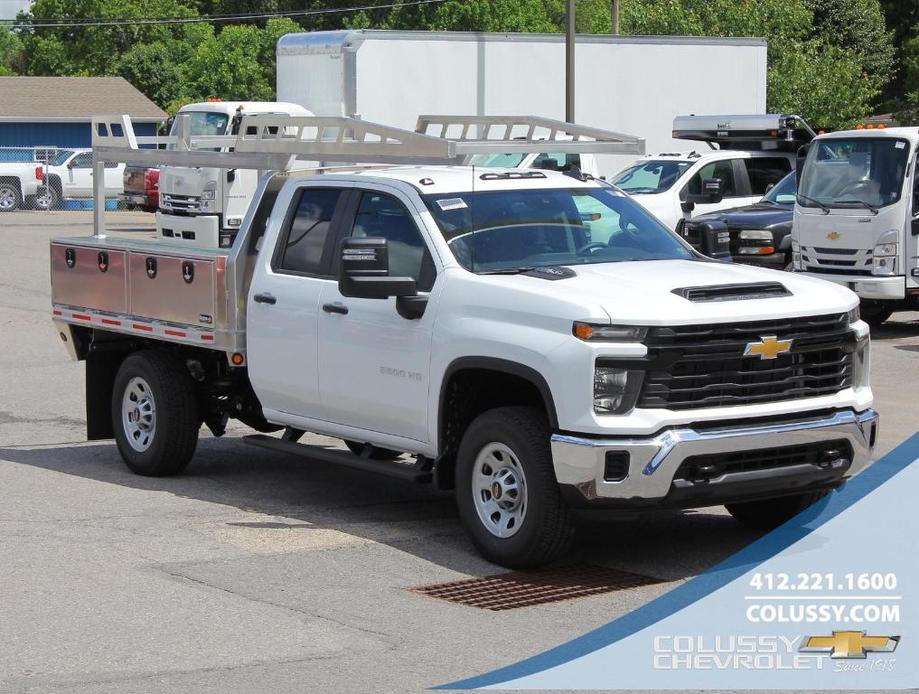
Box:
(725, 490), (830, 531)
(859, 302), (893, 328)
(112, 351), (200, 476)
(455, 406), (574, 568)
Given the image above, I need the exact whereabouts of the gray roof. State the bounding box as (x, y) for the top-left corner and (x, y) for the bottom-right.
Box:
(0, 76), (167, 121)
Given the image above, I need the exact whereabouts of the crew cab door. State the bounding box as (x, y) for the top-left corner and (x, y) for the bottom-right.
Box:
(246, 184), (350, 421)
(317, 186), (439, 444)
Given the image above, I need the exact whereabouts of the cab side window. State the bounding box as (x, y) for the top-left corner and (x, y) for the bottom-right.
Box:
(348, 191), (436, 292)
(532, 152), (582, 172)
(683, 160), (738, 198)
(275, 188), (343, 276)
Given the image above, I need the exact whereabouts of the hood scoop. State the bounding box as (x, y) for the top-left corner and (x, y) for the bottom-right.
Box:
(672, 282), (791, 303)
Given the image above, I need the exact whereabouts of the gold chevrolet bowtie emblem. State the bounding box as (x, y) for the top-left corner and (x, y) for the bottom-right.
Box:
(800, 631), (900, 659)
(743, 335), (792, 360)
(827, 231), (841, 241)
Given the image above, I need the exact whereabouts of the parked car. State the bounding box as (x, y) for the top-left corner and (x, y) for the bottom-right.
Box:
(679, 171), (797, 270)
(120, 166), (159, 212)
(34, 149), (125, 210)
(0, 161), (42, 211)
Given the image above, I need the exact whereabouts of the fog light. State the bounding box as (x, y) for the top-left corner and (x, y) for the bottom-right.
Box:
(604, 451), (630, 481)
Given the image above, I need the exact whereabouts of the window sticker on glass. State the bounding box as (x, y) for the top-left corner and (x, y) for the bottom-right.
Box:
(437, 198), (468, 211)
(895, 141), (905, 149)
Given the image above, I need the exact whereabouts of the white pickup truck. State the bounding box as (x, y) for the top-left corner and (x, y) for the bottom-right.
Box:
(50, 114), (877, 568)
(0, 160), (42, 211)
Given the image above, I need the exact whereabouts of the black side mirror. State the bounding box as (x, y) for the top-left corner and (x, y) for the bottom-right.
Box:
(685, 177), (723, 205)
(338, 237), (416, 300)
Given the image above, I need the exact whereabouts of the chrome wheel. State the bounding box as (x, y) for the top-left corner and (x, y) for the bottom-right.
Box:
(33, 186), (55, 211)
(0, 185), (18, 210)
(472, 442), (528, 539)
(122, 376), (156, 452)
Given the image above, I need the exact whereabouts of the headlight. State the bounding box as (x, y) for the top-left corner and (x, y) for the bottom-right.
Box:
(739, 230), (773, 241)
(574, 322), (647, 342)
(594, 364), (644, 415)
(200, 189), (217, 201)
(846, 306), (860, 325)
(874, 242), (897, 257)
(872, 255), (897, 276)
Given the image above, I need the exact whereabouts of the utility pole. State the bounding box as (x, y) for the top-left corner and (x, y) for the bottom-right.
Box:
(611, 0), (620, 34)
(566, 0), (575, 122)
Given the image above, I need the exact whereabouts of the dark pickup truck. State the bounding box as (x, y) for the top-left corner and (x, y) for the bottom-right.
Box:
(681, 171), (796, 270)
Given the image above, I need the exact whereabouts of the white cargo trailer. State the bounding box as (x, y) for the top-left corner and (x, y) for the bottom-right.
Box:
(277, 30), (768, 177)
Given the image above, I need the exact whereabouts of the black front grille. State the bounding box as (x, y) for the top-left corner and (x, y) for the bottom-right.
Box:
(674, 440), (853, 481)
(637, 313), (855, 410)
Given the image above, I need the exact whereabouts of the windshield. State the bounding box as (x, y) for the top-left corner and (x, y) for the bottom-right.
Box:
(798, 137), (910, 210)
(423, 186), (694, 273)
(612, 160), (692, 194)
(169, 111), (230, 151)
(763, 171), (797, 204)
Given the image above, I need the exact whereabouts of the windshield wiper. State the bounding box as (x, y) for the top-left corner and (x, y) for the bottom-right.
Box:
(478, 267), (536, 275)
(836, 199), (879, 214)
(796, 193), (831, 214)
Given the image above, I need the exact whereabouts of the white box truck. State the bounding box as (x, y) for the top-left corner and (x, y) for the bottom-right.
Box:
(276, 30), (768, 178)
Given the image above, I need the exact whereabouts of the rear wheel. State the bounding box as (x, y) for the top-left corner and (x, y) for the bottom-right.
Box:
(112, 351), (200, 476)
(344, 440), (402, 461)
(0, 182), (21, 211)
(32, 184), (60, 211)
(455, 406), (574, 568)
(726, 490), (830, 531)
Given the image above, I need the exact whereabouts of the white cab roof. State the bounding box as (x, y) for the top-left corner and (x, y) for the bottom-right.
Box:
(814, 127), (919, 146)
(177, 101), (313, 116)
(288, 165), (601, 194)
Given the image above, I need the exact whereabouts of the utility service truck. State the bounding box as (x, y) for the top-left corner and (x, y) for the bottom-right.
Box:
(792, 125), (919, 326)
(49, 113), (877, 568)
(612, 114), (814, 232)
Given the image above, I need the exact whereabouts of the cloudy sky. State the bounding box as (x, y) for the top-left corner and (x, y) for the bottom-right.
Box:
(1, 0), (31, 20)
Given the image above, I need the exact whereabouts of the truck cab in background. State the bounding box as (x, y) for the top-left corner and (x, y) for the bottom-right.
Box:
(612, 114), (814, 232)
(792, 127), (919, 326)
(157, 101), (313, 248)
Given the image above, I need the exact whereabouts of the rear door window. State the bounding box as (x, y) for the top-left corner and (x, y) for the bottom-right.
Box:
(744, 157), (792, 195)
(274, 188), (344, 276)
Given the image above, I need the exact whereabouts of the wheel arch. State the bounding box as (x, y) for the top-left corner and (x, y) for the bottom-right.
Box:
(434, 356), (558, 490)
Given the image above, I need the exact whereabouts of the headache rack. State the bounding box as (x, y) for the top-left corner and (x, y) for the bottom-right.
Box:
(88, 112), (645, 235)
(51, 113), (644, 361)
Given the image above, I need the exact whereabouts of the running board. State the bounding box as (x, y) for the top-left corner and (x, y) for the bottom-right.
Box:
(242, 434), (434, 484)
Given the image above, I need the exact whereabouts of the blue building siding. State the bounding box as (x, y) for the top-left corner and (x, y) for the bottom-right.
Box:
(0, 121), (159, 160)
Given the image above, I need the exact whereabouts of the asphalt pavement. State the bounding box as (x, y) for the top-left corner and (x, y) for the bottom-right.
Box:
(1, 211), (916, 694)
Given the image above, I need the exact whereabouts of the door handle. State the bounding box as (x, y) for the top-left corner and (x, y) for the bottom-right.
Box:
(253, 292), (277, 305)
(322, 302), (349, 315)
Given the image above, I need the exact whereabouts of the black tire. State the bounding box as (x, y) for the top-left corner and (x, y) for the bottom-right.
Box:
(0, 181), (21, 211)
(860, 302), (893, 328)
(111, 351), (200, 476)
(455, 406), (574, 569)
(32, 184), (60, 211)
(344, 440), (401, 460)
(726, 490), (830, 531)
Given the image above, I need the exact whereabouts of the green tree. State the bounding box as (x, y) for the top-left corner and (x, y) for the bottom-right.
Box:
(0, 25), (23, 75)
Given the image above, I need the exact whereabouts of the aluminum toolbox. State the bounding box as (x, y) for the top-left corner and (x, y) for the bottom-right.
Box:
(51, 237), (231, 332)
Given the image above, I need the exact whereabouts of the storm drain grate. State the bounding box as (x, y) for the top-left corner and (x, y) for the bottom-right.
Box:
(410, 565), (666, 610)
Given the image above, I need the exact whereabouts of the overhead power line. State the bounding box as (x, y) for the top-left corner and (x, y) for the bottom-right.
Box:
(0, 0), (450, 28)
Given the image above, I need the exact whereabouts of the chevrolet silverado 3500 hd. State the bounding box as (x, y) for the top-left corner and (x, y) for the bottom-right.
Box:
(50, 114), (877, 568)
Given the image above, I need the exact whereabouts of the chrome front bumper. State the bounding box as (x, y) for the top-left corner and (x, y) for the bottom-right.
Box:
(551, 409), (878, 504)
